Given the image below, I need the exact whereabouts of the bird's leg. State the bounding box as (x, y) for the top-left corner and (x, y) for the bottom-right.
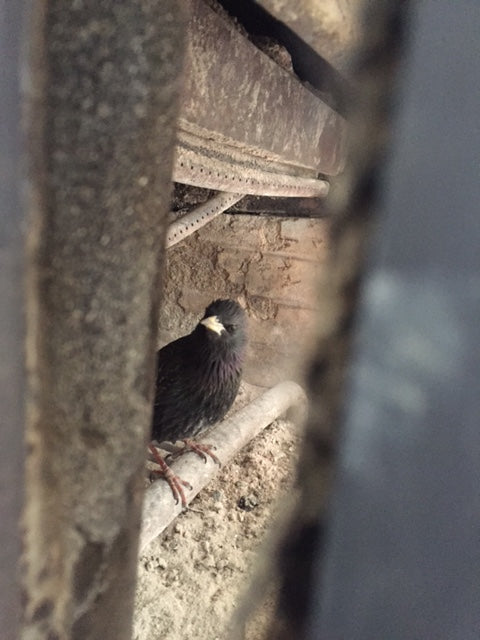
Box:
(148, 443), (192, 508)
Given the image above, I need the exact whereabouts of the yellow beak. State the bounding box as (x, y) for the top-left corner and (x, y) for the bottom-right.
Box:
(200, 315), (225, 335)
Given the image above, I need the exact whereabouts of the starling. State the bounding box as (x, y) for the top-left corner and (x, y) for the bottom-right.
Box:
(149, 299), (247, 505)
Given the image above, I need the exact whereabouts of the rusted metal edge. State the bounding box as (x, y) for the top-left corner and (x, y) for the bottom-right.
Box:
(177, 122), (319, 177)
(177, 0), (347, 181)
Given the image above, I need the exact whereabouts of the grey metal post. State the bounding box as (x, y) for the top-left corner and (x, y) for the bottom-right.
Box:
(0, 3), (28, 639)
(21, 2), (185, 638)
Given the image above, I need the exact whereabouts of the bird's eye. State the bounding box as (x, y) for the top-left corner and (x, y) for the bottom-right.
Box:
(224, 323), (235, 333)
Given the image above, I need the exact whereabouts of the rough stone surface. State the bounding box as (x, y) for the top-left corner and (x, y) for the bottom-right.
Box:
(22, 2), (185, 638)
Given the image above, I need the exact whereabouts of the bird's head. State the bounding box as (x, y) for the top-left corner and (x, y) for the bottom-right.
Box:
(199, 299), (247, 355)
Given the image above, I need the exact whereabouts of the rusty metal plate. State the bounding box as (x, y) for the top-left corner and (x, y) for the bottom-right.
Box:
(174, 0), (347, 195)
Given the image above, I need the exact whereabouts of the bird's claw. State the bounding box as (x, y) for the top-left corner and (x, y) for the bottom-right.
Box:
(182, 439), (221, 466)
(149, 443), (191, 508)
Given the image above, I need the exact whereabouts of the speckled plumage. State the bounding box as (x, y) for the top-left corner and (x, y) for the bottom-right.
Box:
(151, 299), (247, 444)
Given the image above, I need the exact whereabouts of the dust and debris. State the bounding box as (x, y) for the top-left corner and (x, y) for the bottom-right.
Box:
(134, 415), (302, 640)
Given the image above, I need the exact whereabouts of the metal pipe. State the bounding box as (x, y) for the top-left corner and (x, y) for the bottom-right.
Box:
(140, 380), (307, 551)
(166, 192), (244, 247)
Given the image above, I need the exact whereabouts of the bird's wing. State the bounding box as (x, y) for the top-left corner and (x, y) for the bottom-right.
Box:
(153, 334), (197, 408)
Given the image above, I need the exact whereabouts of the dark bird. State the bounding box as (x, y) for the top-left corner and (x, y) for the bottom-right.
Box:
(149, 299), (247, 505)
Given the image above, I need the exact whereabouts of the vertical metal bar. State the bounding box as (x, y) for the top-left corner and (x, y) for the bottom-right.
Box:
(21, 2), (186, 638)
(0, 3), (27, 638)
